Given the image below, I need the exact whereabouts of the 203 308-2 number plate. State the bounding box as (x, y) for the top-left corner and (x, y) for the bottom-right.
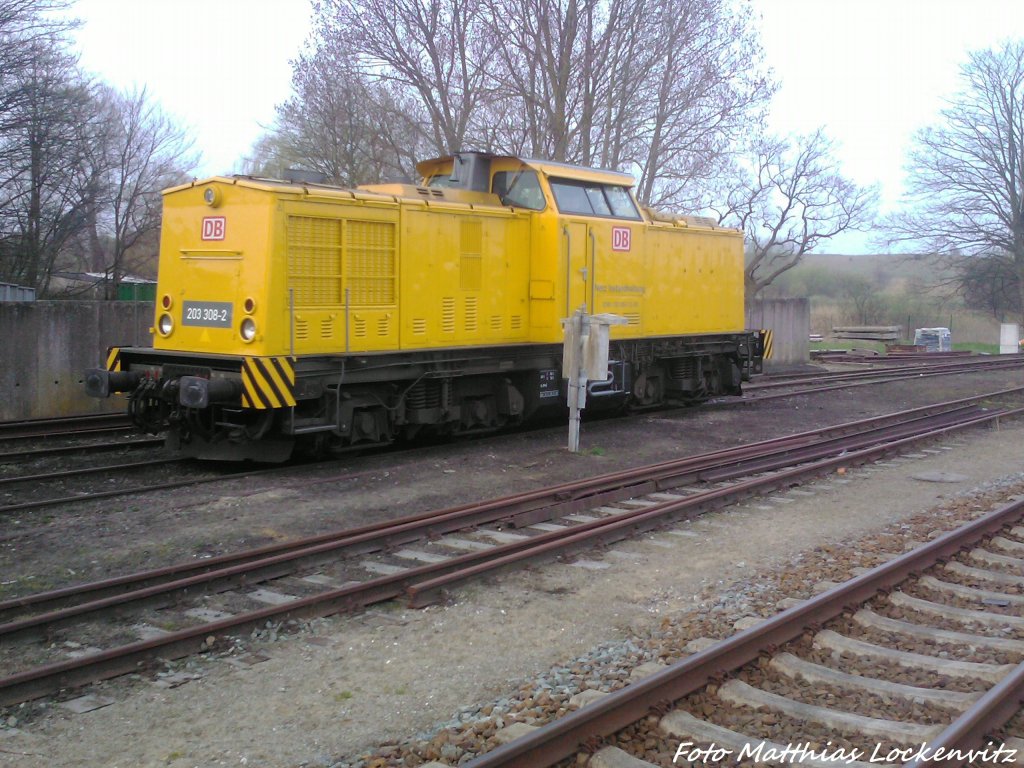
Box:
(182, 301), (233, 328)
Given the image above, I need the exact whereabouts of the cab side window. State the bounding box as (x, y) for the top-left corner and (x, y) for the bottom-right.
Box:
(550, 178), (641, 220)
(492, 170), (545, 210)
(604, 185), (641, 219)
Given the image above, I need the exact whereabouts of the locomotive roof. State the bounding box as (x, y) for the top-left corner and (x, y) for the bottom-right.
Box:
(166, 154), (636, 199)
(415, 153), (636, 187)
(162, 175), (427, 200)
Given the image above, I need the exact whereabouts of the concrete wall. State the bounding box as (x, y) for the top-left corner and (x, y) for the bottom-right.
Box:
(746, 298), (810, 372)
(0, 301), (153, 421)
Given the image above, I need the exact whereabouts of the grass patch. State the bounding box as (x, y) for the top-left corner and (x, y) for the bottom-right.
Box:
(810, 340), (888, 354)
(810, 339), (1017, 356)
(0, 574), (56, 600)
(954, 342), (1002, 354)
(334, 690), (354, 702)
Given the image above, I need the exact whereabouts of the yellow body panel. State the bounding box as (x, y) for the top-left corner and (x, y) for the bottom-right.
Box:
(152, 159), (745, 360)
(154, 182), (277, 355)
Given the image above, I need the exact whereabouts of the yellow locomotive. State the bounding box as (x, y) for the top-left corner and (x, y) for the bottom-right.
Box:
(86, 152), (764, 460)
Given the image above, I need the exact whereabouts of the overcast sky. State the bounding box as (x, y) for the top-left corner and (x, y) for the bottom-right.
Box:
(69, 0), (314, 176)
(67, 0), (1024, 254)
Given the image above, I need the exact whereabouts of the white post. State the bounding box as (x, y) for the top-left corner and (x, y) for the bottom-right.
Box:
(562, 309), (627, 453)
(566, 309), (585, 452)
(1000, 323), (1020, 355)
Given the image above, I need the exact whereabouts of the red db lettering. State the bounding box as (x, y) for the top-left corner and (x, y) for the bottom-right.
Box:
(612, 227), (631, 251)
(201, 217), (226, 241)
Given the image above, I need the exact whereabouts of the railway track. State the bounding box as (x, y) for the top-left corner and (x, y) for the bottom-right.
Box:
(0, 391), (1020, 707)
(0, 455), (238, 515)
(0, 437), (163, 462)
(3, 360), (1022, 518)
(812, 349), (980, 364)
(739, 355), (1024, 403)
(756, 353), (1024, 385)
(0, 412), (159, 465)
(0, 413), (131, 441)
(463, 493), (1024, 768)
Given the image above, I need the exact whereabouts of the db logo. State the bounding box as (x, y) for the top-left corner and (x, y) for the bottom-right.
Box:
(201, 216), (226, 241)
(612, 226), (631, 252)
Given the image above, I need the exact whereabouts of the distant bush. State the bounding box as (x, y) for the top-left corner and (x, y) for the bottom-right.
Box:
(768, 253), (1003, 344)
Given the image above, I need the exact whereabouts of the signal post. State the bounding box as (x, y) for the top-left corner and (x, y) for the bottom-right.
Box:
(562, 309), (628, 453)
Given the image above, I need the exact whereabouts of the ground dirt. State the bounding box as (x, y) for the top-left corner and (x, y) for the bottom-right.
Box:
(1, 367), (1023, 767)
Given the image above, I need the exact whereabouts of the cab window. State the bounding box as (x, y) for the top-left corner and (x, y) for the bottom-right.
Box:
(550, 178), (641, 220)
(492, 170), (545, 210)
(604, 185), (641, 219)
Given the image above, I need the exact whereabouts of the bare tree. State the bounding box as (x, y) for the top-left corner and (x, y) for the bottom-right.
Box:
(711, 129), (877, 298)
(90, 87), (195, 297)
(0, 0), (75, 127)
(842, 274), (885, 325)
(0, 0), (83, 289)
(311, 0), (494, 156)
(886, 40), (1024, 322)
(0, 43), (94, 291)
(0, 3), (195, 295)
(247, 41), (420, 184)
(957, 251), (1021, 321)
(481, 0), (771, 209)
(630, 0), (772, 209)
(272, 0), (771, 202)
(482, 0), (615, 163)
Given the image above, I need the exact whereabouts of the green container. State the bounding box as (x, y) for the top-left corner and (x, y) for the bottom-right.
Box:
(117, 282), (156, 301)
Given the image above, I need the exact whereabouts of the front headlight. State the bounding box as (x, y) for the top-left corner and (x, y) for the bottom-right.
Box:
(240, 318), (257, 341)
(158, 313), (174, 336)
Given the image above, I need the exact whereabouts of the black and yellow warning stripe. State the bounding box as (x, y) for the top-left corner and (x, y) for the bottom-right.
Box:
(760, 329), (774, 360)
(106, 347), (122, 372)
(241, 356), (296, 409)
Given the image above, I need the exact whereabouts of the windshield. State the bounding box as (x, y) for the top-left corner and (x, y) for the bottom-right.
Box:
(425, 174), (456, 188)
(492, 170), (545, 210)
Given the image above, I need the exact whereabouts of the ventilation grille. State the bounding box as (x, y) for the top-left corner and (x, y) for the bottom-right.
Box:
(442, 298), (456, 333)
(510, 315), (522, 331)
(412, 318), (427, 336)
(320, 317), (334, 339)
(490, 315), (502, 331)
(287, 216), (342, 306)
(460, 220), (482, 291)
(294, 317), (309, 341)
(464, 296), (478, 332)
(460, 255), (482, 291)
(353, 316), (367, 338)
(377, 316), (390, 337)
(624, 313), (641, 326)
(288, 217), (397, 308)
(346, 220), (396, 305)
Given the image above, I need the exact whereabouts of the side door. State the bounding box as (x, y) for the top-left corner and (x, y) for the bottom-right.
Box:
(563, 220), (592, 316)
